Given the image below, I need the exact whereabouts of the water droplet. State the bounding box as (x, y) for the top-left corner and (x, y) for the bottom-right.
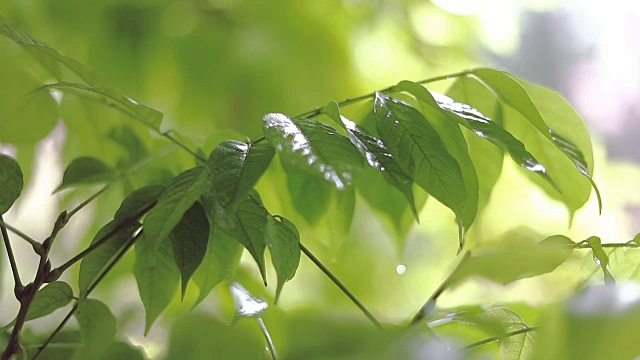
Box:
(396, 264), (406, 275)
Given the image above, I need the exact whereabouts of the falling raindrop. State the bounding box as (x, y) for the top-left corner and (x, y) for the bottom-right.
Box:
(396, 264), (407, 275)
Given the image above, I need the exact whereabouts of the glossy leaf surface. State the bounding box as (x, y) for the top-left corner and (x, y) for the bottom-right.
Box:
(55, 157), (114, 193)
(374, 92), (467, 225)
(0, 154), (23, 214)
(265, 215), (301, 303)
(143, 167), (208, 246)
(263, 113), (362, 190)
(134, 233), (180, 334)
(169, 202), (210, 299)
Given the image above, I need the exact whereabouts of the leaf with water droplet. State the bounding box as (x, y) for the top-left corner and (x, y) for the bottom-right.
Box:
(0, 154), (23, 214)
(374, 92), (467, 229)
(583, 236), (615, 285)
(263, 113), (363, 190)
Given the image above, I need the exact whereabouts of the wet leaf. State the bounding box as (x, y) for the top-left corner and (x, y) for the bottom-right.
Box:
(134, 233), (179, 334)
(582, 236), (615, 285)
(0, 154), (23, 214)
(450, 234), (575, 286)
(2, 281), (73, 330)
(323, 102), (418, 219)
(204, 140), (275, 209)
(74, 299), (116, 358)
(192, 227), (242, 307)
(55, 157), (114, 193)
(283, 165), (332, 225)
(265, 215), (300, 303)
(230, 282), (268, 317)
(78, 220), (140, 297)
(374, 92), (467, 228)
(143, 167), (208, 246)
(263, 113), (362, 190)
(43, 82), (163, 130)
(169, 202), (210, 299)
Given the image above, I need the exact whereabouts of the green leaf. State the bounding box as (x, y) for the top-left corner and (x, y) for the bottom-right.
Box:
(74, 299), (116, 358)
(0, 154), (23, 214)
(471, 68), (599, 214)
(449, 233), (575, 286)
(134, 233), (180, 334)
(374, 92), (467, 228)
(263, 113), (363, 190)
(98, 342), (145, 360)
(205, 140), (275, 209)
(0, 15), (98, 84)
(55, 157), (114, 193)
(169, 202), (210, 299)
(192, 227), (242, 307)
(114, 185), (166, 223)
(78, 220), (140, 297)
(2, 281), (73, 330)
(266, 215), (301, 303)
(43, 82), (163, 130)
(283, 164), (332, 224)
(230, 282), (268, 317)
(108, 126), (149, 167)
(582, 236), (615, 285)
(143, 167), (208, 246)
(323, 102), (418, 219)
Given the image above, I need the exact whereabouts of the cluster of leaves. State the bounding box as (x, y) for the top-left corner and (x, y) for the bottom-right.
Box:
(2, 14), (640, 360)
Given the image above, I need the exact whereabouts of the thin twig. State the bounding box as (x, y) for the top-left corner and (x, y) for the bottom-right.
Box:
(299, 243), (382, 330)
(410, 251), (471, 326)
(457, 326), (539, 352)
(0, 219), (44, 255)
(256, 317), (277, 360)
(66, 185), (110, 219)
(0, 214), (23, 294)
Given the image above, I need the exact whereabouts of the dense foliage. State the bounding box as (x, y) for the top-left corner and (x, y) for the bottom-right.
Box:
(1, 11), (639, 360)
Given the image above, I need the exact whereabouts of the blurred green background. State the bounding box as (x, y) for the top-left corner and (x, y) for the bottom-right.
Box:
(3, 0), (640, 358)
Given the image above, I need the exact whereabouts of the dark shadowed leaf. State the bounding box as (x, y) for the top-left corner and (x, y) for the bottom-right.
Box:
(0, 154), (23, 214)
(114, 185), (166, 222)
(55, 157), (114, 193)
(192, 227), (242, 307)
(323, 102), (418, 219)
(169, 202), (210, 299)
(265, 215), (300, 303)
(43, 82), (163, 130)
(471, 68), (599, 214)
(449, 234), (575, 287)
(143, 167), (208, 246)
(78, 220), (140, 297)
(134, 233), (179, 334)
(2, 281), (73, 330)
(374, 92), (467, 229)
(206, 191), (270, 284)
(263, 113), (362, 190)
(74, 299), (116, 359)
(205, 140), (275, 209)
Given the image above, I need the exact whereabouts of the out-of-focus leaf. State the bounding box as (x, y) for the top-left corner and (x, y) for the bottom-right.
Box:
(192, 227), (242, 307)
(114, 185), (165, 222)
(55, 157), (114, 193)
(78, 220), (139, 297)
(449, 234), (575, 286)
(0, 16), (97, 84)
(283, 165), (332, 225)
(230, 282), (268, 317)
(204, 140), (275, 209)
(98, 342), (145, 360)
(265, 215), (300, 303)
(374, 92), (467, 230)
(323, 102), (418, 219)
(581, 236), (615, 285)
(2, 281), (73, 330)
(207, 191), (270, 284)
(134, 233), (179, 335)
(169, 202), (210, 299)
(108, 126), (149, 167)
(466, 308), (534, 360)
(24, 331), (81, 360)
(43, 82), (163, 130)
(263, 113), (362, 190)
(471, 68), (599, 215)
(0, 154), (23, 214)
(74, 299), (116, 359)
(143, 167), (208, 246)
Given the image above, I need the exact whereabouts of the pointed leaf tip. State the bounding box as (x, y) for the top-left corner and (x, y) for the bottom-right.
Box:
(0, 154), (23, 214)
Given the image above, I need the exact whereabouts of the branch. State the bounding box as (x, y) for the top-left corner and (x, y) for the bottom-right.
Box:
(300, 243), (382, 330)
(256, 317), (277, 360)
(0, 215), (23, 295)
(457, 326), (539, 352)
(0, 219), (44, 255)
(66, 185), (110, 219)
